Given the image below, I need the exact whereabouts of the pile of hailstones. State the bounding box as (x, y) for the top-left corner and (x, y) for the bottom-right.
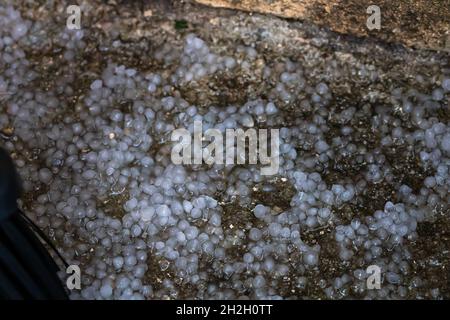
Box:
(1, 5), (450, 299)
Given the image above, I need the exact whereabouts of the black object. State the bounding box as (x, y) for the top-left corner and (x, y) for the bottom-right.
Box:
(0, 147), (21, 222)
(0, 148), (68, 299)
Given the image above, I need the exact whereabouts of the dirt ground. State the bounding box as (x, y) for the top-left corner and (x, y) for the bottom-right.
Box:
(4, 0), (450, 299)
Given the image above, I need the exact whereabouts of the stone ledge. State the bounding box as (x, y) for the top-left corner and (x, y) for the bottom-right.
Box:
(194, 0), (450, 51)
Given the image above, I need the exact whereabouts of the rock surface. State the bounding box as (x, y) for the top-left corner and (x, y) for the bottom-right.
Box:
(195, 0), (450, 51)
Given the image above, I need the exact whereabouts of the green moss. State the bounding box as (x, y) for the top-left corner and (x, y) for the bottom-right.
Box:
(175, 19), (188, 30)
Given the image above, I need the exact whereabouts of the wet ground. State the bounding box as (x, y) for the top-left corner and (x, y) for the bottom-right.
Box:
(1, 0), (449, 299)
